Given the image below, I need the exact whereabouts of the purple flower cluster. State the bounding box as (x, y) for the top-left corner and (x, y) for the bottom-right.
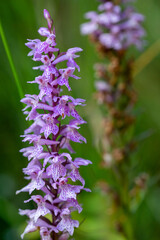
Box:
(81, 0), (145, 50)
(17, 9), (91, 240)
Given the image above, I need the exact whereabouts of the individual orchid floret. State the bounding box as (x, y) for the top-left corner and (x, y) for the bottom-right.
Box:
(17, 9), (91, 240)
(53, 47), (83, 71)
(57, 208), (79, 236)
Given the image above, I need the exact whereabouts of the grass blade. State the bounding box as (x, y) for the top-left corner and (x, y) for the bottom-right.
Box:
(0, 21), (24, 99)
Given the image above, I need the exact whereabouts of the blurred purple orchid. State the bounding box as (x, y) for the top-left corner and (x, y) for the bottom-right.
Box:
(81, 0), (145, 50)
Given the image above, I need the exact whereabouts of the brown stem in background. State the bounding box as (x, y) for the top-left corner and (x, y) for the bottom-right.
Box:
(94, 39), (141, 240)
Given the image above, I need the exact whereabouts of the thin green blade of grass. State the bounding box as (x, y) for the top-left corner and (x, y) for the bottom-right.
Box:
(0, 21), (24, 99)
(134, 39), (160, 77)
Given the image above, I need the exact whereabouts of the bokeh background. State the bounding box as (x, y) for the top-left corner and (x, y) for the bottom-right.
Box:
(0, 0), (160, 239)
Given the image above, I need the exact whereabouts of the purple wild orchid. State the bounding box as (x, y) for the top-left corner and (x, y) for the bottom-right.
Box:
(17, 9), (91, 240)
(81, 0), (145, 50)
(80, 1), (147, 239)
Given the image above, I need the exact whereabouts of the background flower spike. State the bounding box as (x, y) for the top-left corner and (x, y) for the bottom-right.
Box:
(81, 0), (148, 239)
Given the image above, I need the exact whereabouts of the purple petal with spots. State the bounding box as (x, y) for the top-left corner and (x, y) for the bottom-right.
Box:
(57, 208), (79, 236)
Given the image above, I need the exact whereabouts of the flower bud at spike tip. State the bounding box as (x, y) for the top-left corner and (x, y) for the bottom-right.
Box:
(44, 9), (51, 20)
(44, 9), (53, 31)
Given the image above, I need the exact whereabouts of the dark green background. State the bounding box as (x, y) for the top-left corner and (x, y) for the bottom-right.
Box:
(0, 0), (160, 239)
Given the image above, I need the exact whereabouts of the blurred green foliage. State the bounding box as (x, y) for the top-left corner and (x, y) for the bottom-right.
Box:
(0, 0), (160, 239)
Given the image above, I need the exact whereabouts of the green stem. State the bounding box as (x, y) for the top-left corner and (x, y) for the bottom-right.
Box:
(0, 21), (24, 99)
(112, 164), (135, 240)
